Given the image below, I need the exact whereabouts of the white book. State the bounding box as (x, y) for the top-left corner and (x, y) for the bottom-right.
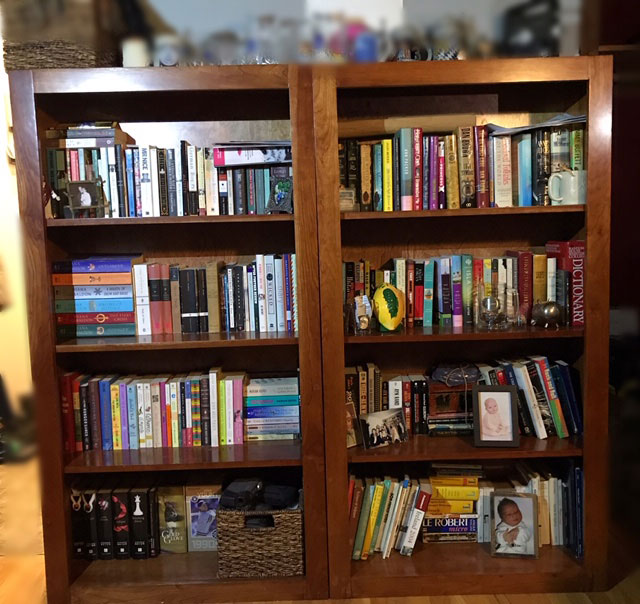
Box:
(208, 368), (221, 447)
(197, 147), (206, 215)
(547, 257), (557, 302)
(387, 376), (403, 409)
(226, 265), (235, 331)
(174, 144), (184, 216)
(395, 484), (418, 551)
(139, 146), (153, 217)
(291, 254), (298, 332)
(247, 266), (256, 332)
(227, 168), (235, 215)
(493, 135), (513, 207)
(498, 257), (507, 313)
(264, 254), (277, 332)
(150, 147), (160, 217)
(169, 379), (180, 447)
(135, 381), (146, 448)
(151, 379), (163, 448)
(393, 258), (406, 299)
(205, 149), (219, 215)
(142, 380), (153, 448)
(243, 264), (251, 332)
(225, 378), (234, 445)
(384, 479), (409, 559)
(106, 146), (119, 217)
(256, 255), (268, 333)
(512, 362), (547, 439)
(400, 489), (428, 556)
(98, 148), (111, 205)
(383, 269), (391, 282)
(133, 264), (151, 336)
(274, 256), (286, 332)
(185, 377), (192, 435)
(245, 377), (299, 397)
(557, 479), (564, 546)
(380, 482), (402, 558)
(505, 257), (515, 319)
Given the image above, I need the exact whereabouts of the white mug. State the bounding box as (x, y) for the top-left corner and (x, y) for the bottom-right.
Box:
(549, 169), (586, 205)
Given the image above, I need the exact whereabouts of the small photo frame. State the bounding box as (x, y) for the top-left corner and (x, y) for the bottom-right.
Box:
(66, 180), (108, 218)
(490, 491), (539, 558)
(472, 385), (520, 447)
(358, 408), (408, 449)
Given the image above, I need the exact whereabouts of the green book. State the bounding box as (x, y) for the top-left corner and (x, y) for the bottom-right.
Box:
(352, 479), (374, 560)
(218, 379), (226, 445)
(369, 478), (391, 554)
(462, 254), (473, 326)
(423, 259), (435, 327)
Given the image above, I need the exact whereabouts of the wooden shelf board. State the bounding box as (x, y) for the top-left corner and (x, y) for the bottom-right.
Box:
(55, 331), (298, 353)
(33, 65), (289, 94)
(65, 442), (302, 473)
(344, 326), (583, 344)
(342, 206), (585, 220)
(71, 552), (306, 603)
(47, 215), (294, 227)
(350, 543), (587, 596)
(348, 435), (582, 463)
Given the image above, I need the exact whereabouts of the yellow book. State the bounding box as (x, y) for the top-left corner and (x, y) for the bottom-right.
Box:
(532, 253), (547, 304)
(361, 482), (384, 559)
(444, 134), (460, 209)
(483, 258), (493, 297)
(382, 139), (393, 211)
(430, 476), (479, 487)
(218, 378), (226, 446)
(427, 498), (475, 515)
(430, 483), (479, 501)
(110, 382), (122, 451)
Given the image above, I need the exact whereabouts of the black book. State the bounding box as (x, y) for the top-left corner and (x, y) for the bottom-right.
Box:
(196, 267), (209, 333)
(524, 360), (557, 436)
(70, 487), (85, 558)
(148, 486), (160, 558)
(498, 361), (535, 437)
(556, 269), (571, 326)
(82, 486), (99, 560)
(338, 139), (347, 187)
(114, 144), (127, 217)
(129, 487), (149, 559)
(180, 141), (190, 216)
(414, 261), (424, 327)
(112, 487), (130, 559)
(166, 148), (177, 216)
(157, 148), (169, 216)
(233, 168), (246, 215)
(440, 267), (452, 328)
(200, 375), (211, 447)
(218, 169), (229, 215)
(179, 268), (199, 334)
(346, 139), (359, 196)
(410, 378), (426, 434)
(344, 261), (355, 303)
(79, 379), (91, 451)
(531, 128), (551, 206)
(96, 488), (114, 560)
(382, 380), (389, 411)
(232, 264), (245, 332)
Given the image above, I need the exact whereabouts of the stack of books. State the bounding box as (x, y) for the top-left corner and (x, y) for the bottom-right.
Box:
(53, 256), (141, 339)
(244, 377), (301, 441)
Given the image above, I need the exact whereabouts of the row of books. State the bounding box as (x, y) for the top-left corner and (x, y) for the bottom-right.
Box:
(45, 124), (294, 218)
(52, 253), (299, 338)
(339, 119), (585, 212)
(71, 483), (222, 560)
(60, 371), (301, 453)
(350, 462), (583, 561)
(343, 240), (585, 328)
(345, 357), (582, 446)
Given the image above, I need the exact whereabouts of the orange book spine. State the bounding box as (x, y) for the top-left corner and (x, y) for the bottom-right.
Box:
(51, 272), (132, 286)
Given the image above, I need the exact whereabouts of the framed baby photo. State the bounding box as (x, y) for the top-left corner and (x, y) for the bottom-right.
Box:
(490, 491), (539, 558)
(472, 385), (520, 447)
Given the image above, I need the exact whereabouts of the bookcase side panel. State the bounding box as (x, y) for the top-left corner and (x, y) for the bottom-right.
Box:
(9, 71), (73, 603)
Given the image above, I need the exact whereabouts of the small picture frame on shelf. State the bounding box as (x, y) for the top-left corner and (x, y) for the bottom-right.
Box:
(358, 408), (408, 449)
(65, 180), (109, 218)
(490, 491), (539, 558)
(472, 385), (520, 447)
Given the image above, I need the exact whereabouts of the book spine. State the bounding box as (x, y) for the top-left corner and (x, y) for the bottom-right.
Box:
(79, 382), (90, 451)
(517, 134), (533, 206)
(382, 139), (393, 211)
(56, 312), (135, 325)
(457, 126), (476, 208)
(51, 272), (132, 286)
(119, 381), (129, 450)
(444, 134), (459, 209)
(110, 383), (121, 450)
(284, 254), (293, 332)
(264, 255), (277, 332)
(406, 260), (415, 328)
(196, 267), (209, 333)
(57, 324), (136, 338)
(133, 147), (142, 216)
(150, 147), (160, 217)
(551, 127), (570, 172)
(423, 260), (434, 327)
(414, 261), (424, 326)
(451, 255), (463, 328)
(398, 129), (413, 211)
(359, 143), (372, 211)
(372, 143), (383, 211)
(126, 383), (138, 449)
(493, 136), (513, 207)
(99, 380), (113, 450)
(412, 128), (423, 210)
(570, 126), (584, 170)
(125, 149), (136, 217)
(139, 146), (153, 217)
(532, 129), (551, 206)
(474, 126), (488, 208)
(88, 379), (101, 450)
(461, 254), (473, 326)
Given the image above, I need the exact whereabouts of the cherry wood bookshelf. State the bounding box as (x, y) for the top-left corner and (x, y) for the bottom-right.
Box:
(10, 65), (327, 603)
(10, 56), (612, 602)
(313, 56), (612, 598)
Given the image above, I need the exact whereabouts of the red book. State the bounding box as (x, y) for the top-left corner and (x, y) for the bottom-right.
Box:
(506, 250), (533, 322)
(474, 126), (489, 208)
(71, 374), (86, 452)
(147, 263), (163, 334)
(347, 475), (356, 513)
(348, 480), (365, 553)
(69, 149), (80, 181)
(402, 378), (412, 434)
(545, 240), (585, 327)
(60, 372), (79, 454)
(412, 128), (423, 210)
(55, 312), (135, 325)
(495, 367), (507, 385)
(406, 260), (415, 327)
(473, 258), (484, 305)
(414, 262), (424, 325)
(160, 263), (173, 334)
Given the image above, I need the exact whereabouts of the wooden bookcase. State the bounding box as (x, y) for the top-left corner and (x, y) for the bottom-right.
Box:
(10, 56), (612, 602)
(312, 56), (612, 598)
(9, 66), (328, 603)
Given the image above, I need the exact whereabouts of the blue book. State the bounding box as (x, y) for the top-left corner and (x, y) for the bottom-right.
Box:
(126, 381), (139, 450)
(244, 406), (300, 419)
(222, 272), (230, 331)
(52, 256), (141, 273)
(423, 259), (435, 327)
(424, 516), (478, 534)
(245, 395), (300, 407)
(550, 364), (578, 435)
(125, 149), (136, 218)
(372, 143), (383, 211)
(56, 324), (136, 338)
(555, 360), (583, 434)
(246, 425), (300, 435)
(516, 133), (532, 206)
(99, 376), (117, 450)
(54, 298), (134, 313)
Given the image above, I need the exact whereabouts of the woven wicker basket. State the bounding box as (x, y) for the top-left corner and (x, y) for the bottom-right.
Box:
(217, 508), (304, 579)
(3, 40), (117, 70)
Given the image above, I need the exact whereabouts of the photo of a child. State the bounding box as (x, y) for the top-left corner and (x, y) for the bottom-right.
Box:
(491, 493), (537, 557)
(479, 392), (512, 441)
